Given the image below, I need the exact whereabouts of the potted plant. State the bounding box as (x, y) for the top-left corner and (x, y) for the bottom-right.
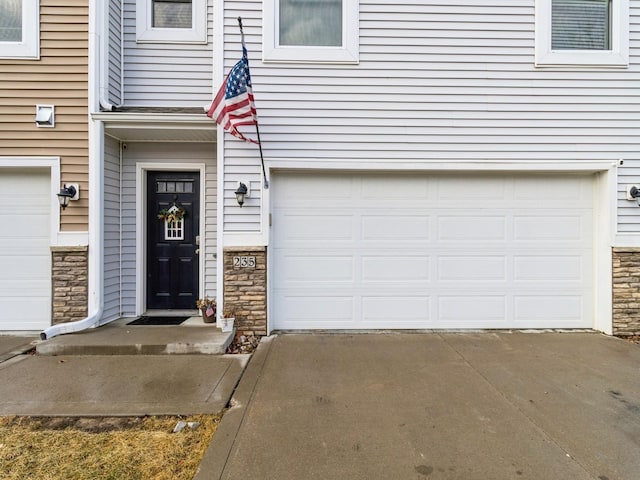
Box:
(196, 297), (216, 323)
(221, 308), (235, 332)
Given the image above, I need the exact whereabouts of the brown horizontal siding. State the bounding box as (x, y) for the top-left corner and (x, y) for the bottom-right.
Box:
(0, 0), (89, 232)
(0, 65), (88, 74)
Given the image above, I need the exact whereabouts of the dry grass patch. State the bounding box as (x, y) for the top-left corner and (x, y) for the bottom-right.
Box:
(0, 414), (221, 480)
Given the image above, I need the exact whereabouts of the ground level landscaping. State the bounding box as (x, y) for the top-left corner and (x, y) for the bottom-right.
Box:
(0, 414), (221, 479)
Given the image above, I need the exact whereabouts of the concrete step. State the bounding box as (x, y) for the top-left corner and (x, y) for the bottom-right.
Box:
(36, 318), (235, 356)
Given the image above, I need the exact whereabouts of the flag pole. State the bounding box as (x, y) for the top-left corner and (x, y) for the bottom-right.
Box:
(238, 17), (269, 189)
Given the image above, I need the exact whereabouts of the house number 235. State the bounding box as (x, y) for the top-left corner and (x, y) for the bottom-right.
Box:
(233, 256), (256, 268)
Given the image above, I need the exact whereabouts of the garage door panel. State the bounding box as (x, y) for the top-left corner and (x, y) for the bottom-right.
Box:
(274, 175), (354, 206)
(437, 176), (507, 203)
(362, 296), (430, 324)
(361, 256), (430, 282)
(438, 296), (508, 325)
(276, 213), (354, 242)
(0, 169), (51, 330)
(513, 176), (591, 205)
(0, 239), (49, 251)
(361, 176), (431, 201)
(4, 213), (50, 234)
(272, 172), (594, 330)
(0, 278), (49, 293)
(361, 215), (430, 241)
(276, 295), (354, 327)
(437, 256), (506, 281)
(278, 256), (354, 283)
(514, 256), (584, 281)
(1, 255), (50, 277)
(437, 216), (507, 242)
(513, 215), (589, 242)
(2, 297), (50, 329)
(514, 296), (584, 325)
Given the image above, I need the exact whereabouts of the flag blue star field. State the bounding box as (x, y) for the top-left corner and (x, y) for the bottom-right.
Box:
(207, 43), (259, 144)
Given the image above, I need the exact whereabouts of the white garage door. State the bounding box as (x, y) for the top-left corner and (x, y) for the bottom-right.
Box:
(0, 169), (51, 330)
(272, 172), (594, 330)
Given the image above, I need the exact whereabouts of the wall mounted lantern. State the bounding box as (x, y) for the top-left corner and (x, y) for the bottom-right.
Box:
(235, 182), (248, 207)
(57, 184), (79, 210)
(627, 185), (640, 206)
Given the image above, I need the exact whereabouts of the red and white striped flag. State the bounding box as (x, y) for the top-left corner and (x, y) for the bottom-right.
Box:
(206, 39), (259, 144)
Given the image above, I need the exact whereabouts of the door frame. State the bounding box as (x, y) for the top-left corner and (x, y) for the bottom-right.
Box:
(135, 163), (206, 314)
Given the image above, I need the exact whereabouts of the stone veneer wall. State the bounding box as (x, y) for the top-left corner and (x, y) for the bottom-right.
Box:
(223, 247), (267, 337)
(613, 247), (640, 336)
(51, 246), (88, 325)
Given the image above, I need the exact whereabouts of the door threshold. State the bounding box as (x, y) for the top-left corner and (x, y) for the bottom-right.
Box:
(142, 310), (198, 317)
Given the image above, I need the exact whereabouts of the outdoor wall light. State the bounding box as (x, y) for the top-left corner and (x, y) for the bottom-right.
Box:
(235, 182), (248, 207)
(57, 184), (79, 210)
(627, 185), (640, 206)
(35, 104), (55, 127)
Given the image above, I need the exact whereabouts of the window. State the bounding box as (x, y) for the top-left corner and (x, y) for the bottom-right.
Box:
(136, 0), (206, 44)
(153, 0), (192, 29)
(535, 0), (628, 67)
(0, 0), (39, 59)
(263, 0), (359, 63)
(164, 207), (185, 241)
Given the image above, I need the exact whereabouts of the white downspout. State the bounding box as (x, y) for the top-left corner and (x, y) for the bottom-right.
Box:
(41, 0), (105, 340)
(214, 0), (225, 323)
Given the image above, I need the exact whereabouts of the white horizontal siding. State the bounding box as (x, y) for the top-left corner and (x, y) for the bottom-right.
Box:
(222, 0), (640, 235)
(618, 159), (640, 234)
(121, 0), (214, 106)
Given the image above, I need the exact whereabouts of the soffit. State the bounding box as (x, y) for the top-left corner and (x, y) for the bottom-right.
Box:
(93, 112), (216, 142)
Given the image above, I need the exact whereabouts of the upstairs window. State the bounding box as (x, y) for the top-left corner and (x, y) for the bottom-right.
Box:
(136, 0), (206, 44)
(153, 0), (192, 29)
(552, 0), (610, 50)
(535, 0), (628, 67)
(279, 0), (342, 47)
(263, 0), (359, 63)
(0, 0), (39, 59)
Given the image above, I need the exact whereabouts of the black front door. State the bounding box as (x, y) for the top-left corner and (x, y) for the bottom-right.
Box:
(146, 171), (200, 310)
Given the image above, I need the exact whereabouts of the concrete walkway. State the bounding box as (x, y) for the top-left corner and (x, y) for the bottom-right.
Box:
(0, 322), (245, 416)
(0, 353), (249, 416)
(0, 334), (38, 363)
(36, 317), (234, 355)
(197, 332), (640, 480)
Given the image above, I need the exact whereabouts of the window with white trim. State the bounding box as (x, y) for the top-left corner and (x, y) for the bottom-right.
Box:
(0, 0), (39, 59)
(263, 0), (359, 64)
(165, 221), (184, 241)
(136, 0), (206, 44)
(535, 0), (629, 67)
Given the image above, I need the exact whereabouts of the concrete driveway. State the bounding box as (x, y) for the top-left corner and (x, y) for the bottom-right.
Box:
(197, 332), (640, 480)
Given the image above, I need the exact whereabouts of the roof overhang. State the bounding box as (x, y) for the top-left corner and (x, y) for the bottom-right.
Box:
(92, 112), (216, 142)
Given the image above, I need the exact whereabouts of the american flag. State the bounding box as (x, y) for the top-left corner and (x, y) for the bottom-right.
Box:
(206, 42), (259, 144)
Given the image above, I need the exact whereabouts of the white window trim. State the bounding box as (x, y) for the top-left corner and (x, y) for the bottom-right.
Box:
(535, 0), (629, 67)
(262, 0), (359, 64)
(0, 0), (39, 60)
(136, 0), (207, 44)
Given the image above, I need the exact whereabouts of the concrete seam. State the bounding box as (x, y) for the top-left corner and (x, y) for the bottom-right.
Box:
(194, 336), (275, 480)
(219, 339), (274, 477)
(205, 360), (234, 403)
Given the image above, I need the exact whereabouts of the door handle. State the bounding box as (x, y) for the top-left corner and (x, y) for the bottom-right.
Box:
(195, 248), (200, 254)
